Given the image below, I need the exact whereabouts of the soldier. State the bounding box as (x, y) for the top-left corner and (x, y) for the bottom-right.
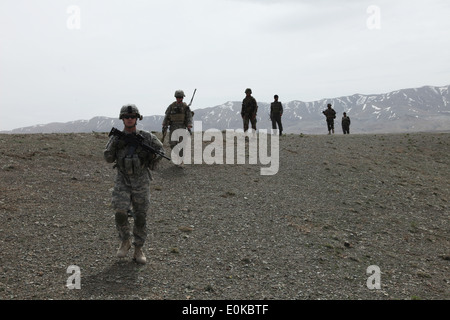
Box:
(104, 104), (164, 264)
(322, 103), (336, 134)
(241, 88), (258, 132)
(162, 90), (193, 165)
(341, 112), (351, 134)
(270, 94), (283, 135)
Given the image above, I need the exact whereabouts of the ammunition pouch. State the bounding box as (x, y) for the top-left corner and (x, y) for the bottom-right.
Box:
(170, 113), (186, 123)
(122, 154), (142, 175)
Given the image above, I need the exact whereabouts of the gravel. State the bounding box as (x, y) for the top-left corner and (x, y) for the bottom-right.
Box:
(0, 131), (449, 300)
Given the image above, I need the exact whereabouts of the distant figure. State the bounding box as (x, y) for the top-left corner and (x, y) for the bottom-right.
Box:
(162, 90), (193, 166)
(270, 95), (283, 135)
(241, 88), (258, 132)
(341, 112), (351, 134)
(322, 103), (336, 134)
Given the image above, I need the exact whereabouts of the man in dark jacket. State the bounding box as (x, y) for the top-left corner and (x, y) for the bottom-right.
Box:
(341, 112), (351, 134)
(270, 94), (283, 135)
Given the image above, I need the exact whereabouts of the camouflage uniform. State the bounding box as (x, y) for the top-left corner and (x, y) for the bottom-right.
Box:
(241, 88), (258, 132)
(104, 129), (163, 247)
(162, 91), (193, 157)
(322, 104), (336, 134)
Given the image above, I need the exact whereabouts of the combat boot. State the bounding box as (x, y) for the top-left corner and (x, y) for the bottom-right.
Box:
(116, 239), (131, 258)
(134, 246), (147, 264)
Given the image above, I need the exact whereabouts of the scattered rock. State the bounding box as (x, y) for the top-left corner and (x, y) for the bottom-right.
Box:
(0, 132), (448, 300)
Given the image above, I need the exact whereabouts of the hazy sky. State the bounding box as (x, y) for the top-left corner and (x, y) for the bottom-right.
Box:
(1, 0), (449, 131)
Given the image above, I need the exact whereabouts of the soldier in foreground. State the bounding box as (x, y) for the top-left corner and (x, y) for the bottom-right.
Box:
(162, 90), (193, 166)
(270, 94), (283, 135)
(322, 103), (336, 134)
(103, 104), (164, 264)
(241, 88), (258, 132)
(341, 112), (351, 134)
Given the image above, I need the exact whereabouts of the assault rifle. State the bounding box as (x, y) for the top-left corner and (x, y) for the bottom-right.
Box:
(162, 126), (168, 143)
(109, 127), (171, 161)
(188, 88), (197, 108)
(187, 88), (196, 135)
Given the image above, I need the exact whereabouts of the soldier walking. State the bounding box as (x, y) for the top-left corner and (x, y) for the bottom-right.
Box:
(341, 112), (351, 134)
(162, 90), (193, 165)
(104, 104), (164, 264)
(270, 94), (283, 135)
(241, 88), (258, 132)
(322, 103), (336, 134)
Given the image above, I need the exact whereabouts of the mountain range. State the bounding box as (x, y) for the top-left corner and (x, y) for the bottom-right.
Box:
(2, 84), (449, 134)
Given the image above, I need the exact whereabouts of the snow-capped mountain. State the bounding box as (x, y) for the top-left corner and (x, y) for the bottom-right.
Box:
(3, 85), (449, 134)
(195, 84), (450, 134)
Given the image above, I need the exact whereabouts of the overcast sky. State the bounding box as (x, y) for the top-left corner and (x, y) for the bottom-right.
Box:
(1, 0), (449, 131)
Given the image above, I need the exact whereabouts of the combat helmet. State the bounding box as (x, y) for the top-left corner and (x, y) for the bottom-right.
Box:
(119, 104), (143, 120)
(245, 88), (252, 94)
(174, 90), (185, 98)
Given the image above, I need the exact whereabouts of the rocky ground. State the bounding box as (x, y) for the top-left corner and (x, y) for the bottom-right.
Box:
(0, 130), (449, 300)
